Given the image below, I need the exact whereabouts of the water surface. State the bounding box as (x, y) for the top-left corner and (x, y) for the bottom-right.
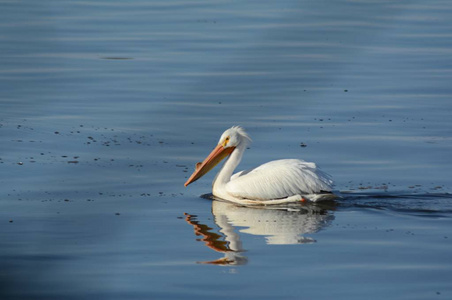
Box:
(1, 1), (451, 299)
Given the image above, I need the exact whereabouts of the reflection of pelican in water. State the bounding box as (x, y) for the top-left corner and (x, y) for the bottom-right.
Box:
(184, 212), (247, 266)
(184, 199), (335, 265)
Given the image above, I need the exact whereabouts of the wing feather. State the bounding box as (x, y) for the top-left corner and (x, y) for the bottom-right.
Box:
(226, 159), (333, 200)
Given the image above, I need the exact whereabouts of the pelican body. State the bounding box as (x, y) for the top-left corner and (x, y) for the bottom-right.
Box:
(184, 126), (334, 205)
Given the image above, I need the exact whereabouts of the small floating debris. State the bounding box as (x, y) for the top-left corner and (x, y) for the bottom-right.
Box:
(358, 185), (373, 190)
(101, 57), (133, 60)
(17, 162), (23, 165)
(67, 161), (79, 164)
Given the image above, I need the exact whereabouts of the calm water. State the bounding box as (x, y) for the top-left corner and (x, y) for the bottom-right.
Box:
(1, 0), (452, 299)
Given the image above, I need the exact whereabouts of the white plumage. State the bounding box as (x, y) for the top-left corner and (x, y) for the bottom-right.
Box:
(227, 159), (332, 200)
(185, 126), (335, 205)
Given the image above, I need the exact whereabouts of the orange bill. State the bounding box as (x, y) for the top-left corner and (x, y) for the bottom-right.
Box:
(184, 144), (235, 187)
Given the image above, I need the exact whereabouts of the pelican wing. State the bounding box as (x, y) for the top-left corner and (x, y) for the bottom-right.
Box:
(226, 159), (333, 200)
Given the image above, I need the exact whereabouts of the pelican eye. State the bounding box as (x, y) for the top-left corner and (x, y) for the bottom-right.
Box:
(223, 136), (230, 147)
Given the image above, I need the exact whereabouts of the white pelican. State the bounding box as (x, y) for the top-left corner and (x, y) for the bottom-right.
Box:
(184, 126), (335, 205)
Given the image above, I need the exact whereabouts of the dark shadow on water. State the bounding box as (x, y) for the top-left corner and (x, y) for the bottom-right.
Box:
(337, 191), (452, 217)
(200, 191), (452, 216)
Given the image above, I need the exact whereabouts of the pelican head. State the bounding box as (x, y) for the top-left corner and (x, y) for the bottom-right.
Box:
(218, 126), (251, 148)
(184, 126), (251, 187)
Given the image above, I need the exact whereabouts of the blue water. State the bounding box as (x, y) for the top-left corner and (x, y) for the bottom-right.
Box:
(1, 1), (452, 299)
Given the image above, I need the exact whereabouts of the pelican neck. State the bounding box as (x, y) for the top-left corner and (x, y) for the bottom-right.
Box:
(212, 142), (246, 189)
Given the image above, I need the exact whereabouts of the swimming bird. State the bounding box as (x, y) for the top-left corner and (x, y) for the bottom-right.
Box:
(184, 126), (334, 205)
